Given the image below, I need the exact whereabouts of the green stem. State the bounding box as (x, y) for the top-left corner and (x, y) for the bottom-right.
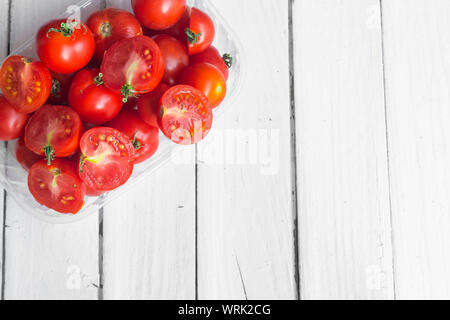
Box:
(132, 133), (143, 151)
(47, 21), (86, 38)
(43, 145), (54, 166)
(223, 53), (233, 68)
(94, 73), (104, 86)
(185, 28), (202, 44)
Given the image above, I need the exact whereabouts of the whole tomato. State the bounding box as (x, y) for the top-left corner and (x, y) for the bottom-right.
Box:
(37, 19), (95, 74)
(152, 34), (189, 85)
(190, 46), (231, 81)
(132, 0), (186, 30)
(0, 95), (29, 141)
(178, 63), (227, 108)
(137, 83), (170, 128)
(47, 71), (74, 104)
(185, 8), (215, 55)
(15, 137), (43, 172)
(106, 109), (159, 164)
(87, 8), (143, 62)
(68, 69), (123, 125)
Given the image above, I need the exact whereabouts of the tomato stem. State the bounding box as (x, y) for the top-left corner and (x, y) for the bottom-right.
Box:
(78, 155), (86, 174)
(94, 73), (104, 86)
(121, 83), (135, 103)
(132, 133), (143, 151)
(51, 79), (61, 97)
(43, 145), (55, 166)
(223, 53), (233, 68)
(185, 28), (202, 44)
(47, 21), (86, 38)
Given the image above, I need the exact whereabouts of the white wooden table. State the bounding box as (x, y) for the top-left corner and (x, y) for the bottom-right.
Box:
(1, 0), (450, 300)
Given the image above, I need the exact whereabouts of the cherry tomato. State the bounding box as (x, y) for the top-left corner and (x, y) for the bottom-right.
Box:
(0, 56), (52, 113)
(25, 105), (83, 164)
(137, 83), (169, 128)
(68, 69), (123, 125)
(158, 85), (212, 145)
(132, 0), (186, 30)
(48, 71), (74, 104)
(101, 36), (165, 101)
(106, 109), (159, 164)
(85, 184), (106, 197)
(28, 159), (85, 214)
(15, 137), (43, 172)
(123, 97), (139, 110)
(190, 47), (231, 81)
(152, 34), (189, 86)
(186, 8), (215, 55)
(78, 127), (135, 191)
(178, 63), (227, 108)
(87, 8), (143, 62)
(0, 96), (29, 141)
(37, 19), (95, 74)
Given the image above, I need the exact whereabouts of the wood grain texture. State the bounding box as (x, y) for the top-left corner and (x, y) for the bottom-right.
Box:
(196, 0), (297, 300)
(293, 0), (394, 299)
(382, 0), (450, 299)
(3, 0), (100, 300)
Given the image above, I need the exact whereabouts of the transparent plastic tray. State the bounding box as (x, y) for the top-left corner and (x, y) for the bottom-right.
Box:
(0, 0), (245, 223)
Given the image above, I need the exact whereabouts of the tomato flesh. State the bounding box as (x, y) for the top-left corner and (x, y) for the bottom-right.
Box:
(87, 8), (143, 62)
(101, 36), (165, 100)
(0, 96), (29, 141)
(79, 127), (135, 191)
(28, 159), (85, 214)
(0, 55), (52, 114)
(25, 105), (83, 163)
(158, 85), (212, 145)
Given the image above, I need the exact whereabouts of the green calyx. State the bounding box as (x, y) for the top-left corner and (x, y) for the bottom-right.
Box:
(94, 73), (104, 86)
(43, 145), (55, 166)
(51, 79), (61, 97)
(121, 83), (135, 103)
(223, 53), (233, 68)
(185, 28), (202, 44)
(132, 133), (143, 151)
(47, 21), (86, 38)
(78, 155), (86, 174)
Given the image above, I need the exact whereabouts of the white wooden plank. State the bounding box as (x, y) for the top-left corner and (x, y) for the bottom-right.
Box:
(196, 0), (297, 299)
(382, 0), (450, 299)
(293, 0), (394, 299)
(0, 0), (10, 298)
(3, 0), (100, 300)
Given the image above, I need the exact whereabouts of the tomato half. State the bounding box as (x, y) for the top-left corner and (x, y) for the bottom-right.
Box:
(47, 71), (74, 104)
(106, 109), (159, 164)
(132, 0), (186, 30)
(0, 55), (52, 113)
(15, 137), (43, 172)
(137, 83), (170, 128)
(25, 105), (83, 164)
(68, 69), (123, 124)
(0, 96), (29, 141)
(178, 63), (227, 108)
(158, 85), (212, 145)
(37, 19), (95, 74)
(152, 34), (189, 85)
(101, 36), (165, 101)
(78, 127), (135, 191)
(186, 8), (215, 55)
(28, 159), (85, 214)
(190, 47), (231, 81)
(87, 8), (143, 62)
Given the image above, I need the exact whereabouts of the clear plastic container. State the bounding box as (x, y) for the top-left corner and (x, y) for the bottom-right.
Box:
(0, 0), (245, 223)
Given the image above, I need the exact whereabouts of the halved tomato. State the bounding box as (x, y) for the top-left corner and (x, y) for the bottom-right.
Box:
(137, 83), (170, 128)
(158, 85), (212, 145)
(28, 159), (85, 214)
(101, 36), (165, 101)
(0, 55), (52, 113)
(78, 127), (135, 191)
(25, 105), (83, 164)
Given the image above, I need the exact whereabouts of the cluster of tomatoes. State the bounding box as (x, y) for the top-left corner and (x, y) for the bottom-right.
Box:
(0, 0), (231, 214)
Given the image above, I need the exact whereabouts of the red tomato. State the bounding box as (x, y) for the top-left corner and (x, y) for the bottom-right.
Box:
(68, 69), (123, 125)
(48, 71), (74, 104)
(186, 8), (215, 55)
(25, 105), (83, 164)
(144, 7), (190, 41)
(106, 109), (159, 164)
(78, 127), (135, 191)
(132, 0), (186, 30)
(152, 34), (189, 85)
(0, 96), (29, 141)
(87, 8), (143, 62)
(190, 47), (231, 81)
(101, 36), (165, 101)
(123, 97), (139, 110)
(138, 83), (170, 128)
(15, 137), (43, 172)
(37, 19), (95, 74)
(0, 56), (52, 113)
(178, 63), (227, 108)
(85, 184), (106, 197)
(28, 159), (85, 214)
(158, 85), (212, 145)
